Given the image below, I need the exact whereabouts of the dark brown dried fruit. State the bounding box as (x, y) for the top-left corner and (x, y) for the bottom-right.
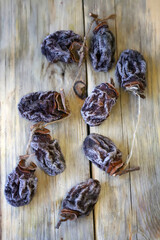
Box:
(73, 81), (87, 100)
(56, 178), (101, 229)
(83, 133), (123, 175)
(30, 128), (66, 176)
(41, 30), (83, 63)
(18, 90), (70, 123)
(83, 133), (140, 176)
(4, 159), (37, 207)
(81, 82), (118, 126)
(115, 49), (146, 98)
(89, 22), (115, 72)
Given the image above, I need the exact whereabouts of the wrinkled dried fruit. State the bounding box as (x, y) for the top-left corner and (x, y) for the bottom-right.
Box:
(83, 133), (140, 176)
(4, 160), (37, 207)
(81, 82), (118, 126)
(56, 178), (101, 229)
(41, 30), (83, 63)
(73, 81), (87, 100)
(89, 22), (115, 72)
(31, 129), (66, 176)
(115, 49), (146, 98)
(18, 90), (70, 123)
(83, 133), (123, 175)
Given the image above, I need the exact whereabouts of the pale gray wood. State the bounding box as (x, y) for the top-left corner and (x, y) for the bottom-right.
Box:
(0, 0), (94, 239)
(115, 0), (160, 239)
(1, 0), (160, 239)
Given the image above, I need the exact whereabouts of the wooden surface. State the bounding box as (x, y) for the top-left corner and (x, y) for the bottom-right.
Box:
(0, 0), (160, 239)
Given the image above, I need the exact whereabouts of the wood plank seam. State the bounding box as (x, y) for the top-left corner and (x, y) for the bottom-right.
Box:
(82, 0), (96, 239)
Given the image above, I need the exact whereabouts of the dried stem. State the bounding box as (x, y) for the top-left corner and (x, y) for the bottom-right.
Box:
(89, 13), (98, 19)
(110, 78), (115, 87)
(19, 153), (35, 160)
(89, 12), (116, 24)
(18, 158), (37, 173)
(97, 14), (116, 22)
(55, 209), (79, 229)
(117, 166), (140, 176)
(55, 218), (68, 229)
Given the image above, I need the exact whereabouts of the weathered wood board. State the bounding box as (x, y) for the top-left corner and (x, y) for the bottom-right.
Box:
(0, 0), (160, 239)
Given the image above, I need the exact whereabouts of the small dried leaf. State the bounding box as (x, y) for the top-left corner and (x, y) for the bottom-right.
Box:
(73, 81), (87, 100)
(69, 41), (88, 65)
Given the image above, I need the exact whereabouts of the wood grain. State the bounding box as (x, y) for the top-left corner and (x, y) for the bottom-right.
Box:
(0, 0), (93, 240)
(115, 0), (160, 239)
(1, 0), (160, 239)
(83, 0), (160, 239)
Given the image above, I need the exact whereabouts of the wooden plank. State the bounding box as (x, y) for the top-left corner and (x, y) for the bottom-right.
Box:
(83, 1), (132, 239)
(0, 0), (94, 239)
(1, 0), (160, 239)
(115, 0), (160, 239)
